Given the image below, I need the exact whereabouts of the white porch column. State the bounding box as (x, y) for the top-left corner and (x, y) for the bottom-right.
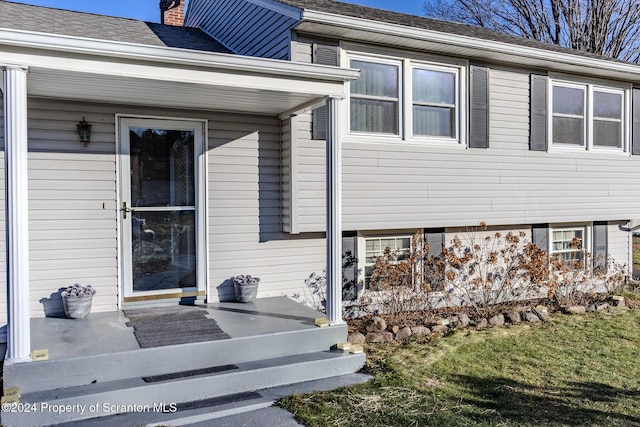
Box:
(3, 65), (31, 364)
(325, 97), (343, 325)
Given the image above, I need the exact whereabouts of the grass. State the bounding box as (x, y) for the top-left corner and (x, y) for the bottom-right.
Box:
(279, 309), (640, 426)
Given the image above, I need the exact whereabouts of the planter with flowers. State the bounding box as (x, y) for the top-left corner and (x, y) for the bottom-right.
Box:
(231, 275), (260, 303)
(61, 284), (96, 319)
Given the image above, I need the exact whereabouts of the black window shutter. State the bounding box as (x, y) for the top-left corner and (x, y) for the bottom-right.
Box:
(342, 232), (358, 301)
(424, 228), (445, 257)
(423, 228), (445, 291)
(469, 65), (489, 148)
(530, 74), (548, 151)
(632, 88), (640, 155)
(312, 43), (339, 140)
(593, 222), (608, 271)
(532, 224), (549, 254)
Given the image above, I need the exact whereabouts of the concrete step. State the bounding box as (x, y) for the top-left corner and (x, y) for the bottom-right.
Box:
(55, 373), (372, 427)
(4, 323), (348, 394)
(2, 350), (366, 427)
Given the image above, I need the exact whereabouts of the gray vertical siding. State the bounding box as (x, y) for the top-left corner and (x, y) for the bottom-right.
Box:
(186, 0), (300, 59)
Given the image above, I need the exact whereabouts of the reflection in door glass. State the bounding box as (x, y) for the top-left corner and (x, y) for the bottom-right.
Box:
(131, 211), (196, 291)
(130, 128), (195, 207)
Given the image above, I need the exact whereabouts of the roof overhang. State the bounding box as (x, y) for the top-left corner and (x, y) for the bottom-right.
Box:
(0, 28), (360, 116)
(297, 10), (640, 82)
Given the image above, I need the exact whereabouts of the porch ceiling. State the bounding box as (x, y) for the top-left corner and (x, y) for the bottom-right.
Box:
(26, 67), (324, 115)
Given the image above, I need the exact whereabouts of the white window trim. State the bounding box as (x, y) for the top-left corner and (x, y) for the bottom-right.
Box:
(549, 76), (630, 153)
(549, 223), (593, 265)
(347, 54), (403, 139)
(343, 49), (467, 147)
(357, 231), (415, 290)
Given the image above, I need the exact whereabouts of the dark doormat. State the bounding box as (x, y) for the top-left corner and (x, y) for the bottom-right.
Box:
(124, 306), (231, 348)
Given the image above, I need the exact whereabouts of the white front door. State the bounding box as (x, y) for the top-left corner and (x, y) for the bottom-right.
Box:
(118, 117), (206, 302)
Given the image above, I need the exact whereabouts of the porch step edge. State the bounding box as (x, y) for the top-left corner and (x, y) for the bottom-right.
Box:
(3, 351), (366, 426)
(5, 324), (348, 394)
(56, 373), (372, 427)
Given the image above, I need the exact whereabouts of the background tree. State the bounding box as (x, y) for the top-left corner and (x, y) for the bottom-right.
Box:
(424, 0), (640, 62)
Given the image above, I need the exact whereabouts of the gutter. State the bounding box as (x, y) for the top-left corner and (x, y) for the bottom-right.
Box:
(302, 10), (640, 79)
(0, 28), (360, 82)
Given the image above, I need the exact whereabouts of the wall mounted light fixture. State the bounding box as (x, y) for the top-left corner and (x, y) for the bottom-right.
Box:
(76, 117), (92, 147)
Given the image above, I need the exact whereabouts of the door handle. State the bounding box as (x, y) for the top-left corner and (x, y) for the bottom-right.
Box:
(122, 202), (134, 219)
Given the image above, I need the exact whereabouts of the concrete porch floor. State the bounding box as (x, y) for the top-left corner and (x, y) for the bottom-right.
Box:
(27, 296), (324, 361)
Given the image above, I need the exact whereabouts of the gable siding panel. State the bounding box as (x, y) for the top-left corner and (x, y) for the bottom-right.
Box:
(186, 0), (298, 59)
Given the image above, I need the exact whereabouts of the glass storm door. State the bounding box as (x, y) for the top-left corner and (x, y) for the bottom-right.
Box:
(119, 118), (205, 301)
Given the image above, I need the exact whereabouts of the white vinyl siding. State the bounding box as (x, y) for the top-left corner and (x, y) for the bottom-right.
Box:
(0, 97), (332, 323)
(288, 63), (640, 233)
(206, 112), (326, 300)
(24, 99), (118, 318)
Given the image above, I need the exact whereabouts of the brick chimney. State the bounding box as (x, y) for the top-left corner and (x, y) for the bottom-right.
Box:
(160, 0), (184, 26)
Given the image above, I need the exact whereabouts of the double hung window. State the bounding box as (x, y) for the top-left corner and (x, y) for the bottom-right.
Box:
(551, 80), (626, 150)
(348, 54), (463, 143)
(550, 227), (585, 263)
(364, 236), (411, 288)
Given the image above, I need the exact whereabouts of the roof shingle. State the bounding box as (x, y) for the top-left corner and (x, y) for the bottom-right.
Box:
(276, 0), (626, 64)
(0, 1), (231, 54)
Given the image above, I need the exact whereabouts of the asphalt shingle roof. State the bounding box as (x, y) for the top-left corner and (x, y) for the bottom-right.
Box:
(0, 0), (231, 54)
(276, 0), (625, 63)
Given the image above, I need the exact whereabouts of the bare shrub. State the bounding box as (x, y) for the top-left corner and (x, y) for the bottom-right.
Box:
(365, 231), (446, 325)
(294, 250), (361, 313)
(441, 223), (549, 318)
(549, 251), (628, 307)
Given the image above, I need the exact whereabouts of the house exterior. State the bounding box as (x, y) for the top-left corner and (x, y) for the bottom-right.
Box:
(0, 0), (358, 365)
(185, 0), (640, 288)
(2, 0), (640, 366)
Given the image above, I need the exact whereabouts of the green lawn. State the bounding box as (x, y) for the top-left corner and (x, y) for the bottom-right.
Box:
(279, 309), (640, 426)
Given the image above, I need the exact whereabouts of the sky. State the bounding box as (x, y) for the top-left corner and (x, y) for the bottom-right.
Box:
(5, 0), (426, 23)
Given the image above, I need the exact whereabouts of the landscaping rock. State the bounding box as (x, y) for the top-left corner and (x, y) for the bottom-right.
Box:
(347, 332), (365, 344)
(391, 325), (400, 334)
(475, 318), (488, 330)
(422, 316), (437, 326)
(431, 324), (449, 334)
(564, 305), (586, 315)
(505, 311), (521, 324)
(531, 307), (549, 322)
(535, 305), (549, 314)
(458, 313), (471, 328)
(523, 312), (540, 323)
(365, 332), (394, 343)
(489, 314), (505, 326)
(395, 326), (412, 341)
(586, 304), (597, 312)
(612, 296), (626, 308)
(412, 326), (430, 336)
(366, 316), (387, 332)
(436, 318), (451, 326)
(596, 302), (610, 311)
